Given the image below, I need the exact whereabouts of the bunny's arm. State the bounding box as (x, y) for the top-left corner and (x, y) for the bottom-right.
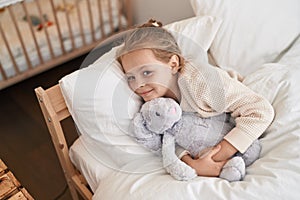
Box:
(162, 132), (197, 181)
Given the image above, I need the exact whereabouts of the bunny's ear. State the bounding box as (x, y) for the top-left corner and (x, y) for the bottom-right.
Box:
(132, 113), (148, 138)
(132, 112), (163, 152)
(132, 113), (151, 139)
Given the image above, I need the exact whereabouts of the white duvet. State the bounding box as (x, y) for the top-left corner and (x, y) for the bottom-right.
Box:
(69, 48), (300, 199)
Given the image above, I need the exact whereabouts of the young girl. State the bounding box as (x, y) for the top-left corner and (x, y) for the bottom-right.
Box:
(117, 19), (274, 177)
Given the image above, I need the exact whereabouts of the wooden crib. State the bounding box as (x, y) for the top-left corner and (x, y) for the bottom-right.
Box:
(0, 0), (132, 90)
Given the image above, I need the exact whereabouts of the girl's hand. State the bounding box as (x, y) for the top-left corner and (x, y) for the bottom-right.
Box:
(181, 145), (227, 177)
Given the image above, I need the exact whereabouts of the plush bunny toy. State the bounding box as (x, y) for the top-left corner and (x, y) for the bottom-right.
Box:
(132, 97), (261, 182)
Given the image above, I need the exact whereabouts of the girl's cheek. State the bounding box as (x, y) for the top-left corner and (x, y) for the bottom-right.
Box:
(129, 80), (144, 91)
(128, 82), (136, 91)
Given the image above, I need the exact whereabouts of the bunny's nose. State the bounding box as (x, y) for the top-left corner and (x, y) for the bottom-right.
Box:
(169, 107), (177, 115)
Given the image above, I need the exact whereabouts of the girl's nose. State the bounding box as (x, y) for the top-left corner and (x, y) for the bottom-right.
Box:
(131, 78), (146, 91)
(137, 81), (146, 88)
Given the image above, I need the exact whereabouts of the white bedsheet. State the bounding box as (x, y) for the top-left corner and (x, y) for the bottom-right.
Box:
(69, 135), (115, 192)
(0, 0), (125, 80)
(70, 35), (300, 200)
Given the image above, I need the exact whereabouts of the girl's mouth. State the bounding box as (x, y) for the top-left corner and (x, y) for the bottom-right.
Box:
(139, 89), (153, 96)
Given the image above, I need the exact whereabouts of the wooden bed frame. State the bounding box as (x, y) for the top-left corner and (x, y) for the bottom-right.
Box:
(35, 84), (92, 199)
(0, 0), (132, 90)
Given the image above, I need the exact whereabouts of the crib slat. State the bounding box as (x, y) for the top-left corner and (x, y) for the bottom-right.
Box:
(62, 0), (75, 49)
(22, 1), (44, 64)
(86, 0), (96, 42)
(98, 0), (105, 37)
(0, 62), (8, 80)
(8, 6), (32, 69)
(117, 0), (122, 30)
(76, 0), (86, 46)
(107, 0), (114, 33)
(0, 41), (99, 90)
(49, 0), (66, 54)
(0, 23), (20, 75)
(125, 0), (133, 27)
(36, 0), (55, 59)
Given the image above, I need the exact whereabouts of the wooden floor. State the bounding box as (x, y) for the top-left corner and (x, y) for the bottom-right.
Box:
(0, 55), (87, 199)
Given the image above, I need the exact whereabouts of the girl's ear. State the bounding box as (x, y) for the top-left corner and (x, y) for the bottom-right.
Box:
(168, 55), (180, 74)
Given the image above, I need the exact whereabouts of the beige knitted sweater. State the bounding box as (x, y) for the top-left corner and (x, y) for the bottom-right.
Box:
(178, 62), (274, 153)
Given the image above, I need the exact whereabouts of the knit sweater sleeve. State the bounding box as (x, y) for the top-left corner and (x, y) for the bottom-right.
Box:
(179, 63), (275, 153)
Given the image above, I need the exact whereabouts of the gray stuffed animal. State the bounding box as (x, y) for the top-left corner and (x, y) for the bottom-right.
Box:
(132, 97), (261, 182)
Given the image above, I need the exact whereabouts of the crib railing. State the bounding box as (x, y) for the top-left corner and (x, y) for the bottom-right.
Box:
(0, 0), (132, 90)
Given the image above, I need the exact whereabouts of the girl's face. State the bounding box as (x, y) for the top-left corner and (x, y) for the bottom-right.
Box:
(121, 49), (179, 102)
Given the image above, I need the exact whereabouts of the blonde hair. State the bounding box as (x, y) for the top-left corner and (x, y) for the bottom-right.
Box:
(117, 19), (185, 72)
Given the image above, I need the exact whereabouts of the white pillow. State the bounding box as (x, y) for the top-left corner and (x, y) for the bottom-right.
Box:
(60, 46), (142, 144)
(165, 16), (222, 64)
(190, 0), (300, 75)
(165, 16), (222, 52)
(60, 46), (153, 168)
(59, 16), (222, 167)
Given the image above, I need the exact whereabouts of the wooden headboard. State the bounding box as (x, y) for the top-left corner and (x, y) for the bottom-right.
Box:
(35, 85), (93, 199)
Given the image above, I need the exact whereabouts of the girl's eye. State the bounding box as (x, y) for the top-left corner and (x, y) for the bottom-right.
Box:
(143, 71), (152, 76)
(127, 76), (135, 82)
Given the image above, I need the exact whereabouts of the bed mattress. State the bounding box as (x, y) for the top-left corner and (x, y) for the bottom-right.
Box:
(70, 36), (300, 200)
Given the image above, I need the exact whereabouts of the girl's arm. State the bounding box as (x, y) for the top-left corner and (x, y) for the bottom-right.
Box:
(214, 67), (275, 155)
(179, 63), (274, 164)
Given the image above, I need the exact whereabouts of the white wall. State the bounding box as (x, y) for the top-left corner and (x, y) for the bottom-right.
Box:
(131, 0), (195, 25)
